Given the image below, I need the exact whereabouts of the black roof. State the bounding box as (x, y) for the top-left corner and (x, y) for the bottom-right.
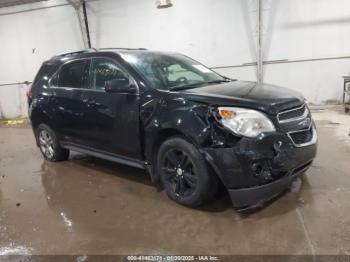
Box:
(47, 48), (181, 65)
(51, 48), (148, 58)
(47, 48), (153, 64)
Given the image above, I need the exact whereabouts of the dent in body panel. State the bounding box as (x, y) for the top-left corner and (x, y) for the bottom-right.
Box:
(140, 91), (316, 191)
(141, 95), (228, 154)
(205, 130), (317, 189)
(140, 92), (243, 183)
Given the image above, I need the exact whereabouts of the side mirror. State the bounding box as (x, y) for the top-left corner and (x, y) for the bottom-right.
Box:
(105, 79), (136, 93)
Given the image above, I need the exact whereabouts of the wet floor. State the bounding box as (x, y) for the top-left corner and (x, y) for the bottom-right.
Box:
(0, 108), (350, 255)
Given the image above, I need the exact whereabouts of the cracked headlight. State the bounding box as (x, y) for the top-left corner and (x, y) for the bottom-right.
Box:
(217, 107), (276, 138)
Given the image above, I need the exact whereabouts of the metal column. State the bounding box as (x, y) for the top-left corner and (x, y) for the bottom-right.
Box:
(257, 0), (263, 85)
(68, 0), (91, 48)
(82, 1), (91, 48)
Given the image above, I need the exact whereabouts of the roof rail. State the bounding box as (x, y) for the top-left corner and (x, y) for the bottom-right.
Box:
(99, 47), (147, 51)
(52, 48), (97, 59)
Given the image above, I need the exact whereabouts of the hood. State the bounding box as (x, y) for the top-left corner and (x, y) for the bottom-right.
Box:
(180, 81), (305, 115)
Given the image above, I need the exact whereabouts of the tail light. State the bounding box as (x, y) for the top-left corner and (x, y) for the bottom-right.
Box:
(26, 89), (32, 100)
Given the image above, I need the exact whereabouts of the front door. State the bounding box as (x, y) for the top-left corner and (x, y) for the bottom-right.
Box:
(79, 57), (142, 160)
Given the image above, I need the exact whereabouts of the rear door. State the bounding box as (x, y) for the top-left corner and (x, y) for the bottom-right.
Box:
(78, 57), (142, 160)
(49, 59), (90, 144)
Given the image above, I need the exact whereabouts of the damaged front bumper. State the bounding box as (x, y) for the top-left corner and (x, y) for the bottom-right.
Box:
(204, 123), (317, 209)
(227, 160), (312, 208)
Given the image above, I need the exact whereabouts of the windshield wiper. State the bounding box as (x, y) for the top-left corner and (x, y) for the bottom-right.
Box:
(169, 82), (206, 91)
(169, 78), (233, 91)
(205, 79), (232, 84)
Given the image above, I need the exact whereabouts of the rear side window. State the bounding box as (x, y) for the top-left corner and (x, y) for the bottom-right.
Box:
(33, 63), (56, 85)
(89, 58), (129, 90)
(56, 60), (89, 88)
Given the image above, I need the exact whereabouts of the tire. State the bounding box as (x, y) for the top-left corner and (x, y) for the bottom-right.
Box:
(36, 124), (69, 162)
(157, 136), (218, 207)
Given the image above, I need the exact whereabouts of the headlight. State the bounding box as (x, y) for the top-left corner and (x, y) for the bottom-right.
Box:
(217, 107), (276, 137)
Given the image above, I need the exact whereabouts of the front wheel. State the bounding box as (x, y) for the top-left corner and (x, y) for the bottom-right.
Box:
(157, 137), (218, 207)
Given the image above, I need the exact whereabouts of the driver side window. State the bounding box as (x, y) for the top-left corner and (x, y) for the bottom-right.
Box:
(90, 58), (129, 90)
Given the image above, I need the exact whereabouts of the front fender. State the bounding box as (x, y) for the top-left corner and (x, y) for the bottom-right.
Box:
(143, 98), (212, 157)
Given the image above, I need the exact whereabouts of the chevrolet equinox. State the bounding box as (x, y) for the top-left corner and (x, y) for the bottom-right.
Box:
(28, 48), (317, 209)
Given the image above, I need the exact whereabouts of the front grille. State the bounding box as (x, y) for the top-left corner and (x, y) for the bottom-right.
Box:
(288, 127), (313, 146)
(278, 104), (308, 123)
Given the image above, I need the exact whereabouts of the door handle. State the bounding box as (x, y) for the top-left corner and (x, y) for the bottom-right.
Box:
(83, 98), (97, 107)
(48, 93), (57, 102)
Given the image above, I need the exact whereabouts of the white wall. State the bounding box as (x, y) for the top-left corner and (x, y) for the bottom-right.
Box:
(87, 0), (257, 70)
(87, 0), (257, 96)
(87, 0), (350, 105)
(262, 0), (350, 104)
(0, 0), (83, 118)
(1, 0), (350, 118)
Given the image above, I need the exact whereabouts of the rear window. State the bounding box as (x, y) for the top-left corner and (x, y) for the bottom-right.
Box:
(32, 63), (57, 85)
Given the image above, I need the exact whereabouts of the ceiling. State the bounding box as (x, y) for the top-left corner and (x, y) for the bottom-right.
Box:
(0, 0), (48, 9)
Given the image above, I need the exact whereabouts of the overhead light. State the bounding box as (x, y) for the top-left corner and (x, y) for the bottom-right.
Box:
(156, 0), (172, 9)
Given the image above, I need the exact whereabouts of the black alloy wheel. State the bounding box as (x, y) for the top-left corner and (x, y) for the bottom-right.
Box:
(162, 149), (197, 198)
(157, 137), (218, 207)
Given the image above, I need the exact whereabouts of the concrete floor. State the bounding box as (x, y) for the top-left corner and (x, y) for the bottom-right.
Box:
(0, 108), (350, 255)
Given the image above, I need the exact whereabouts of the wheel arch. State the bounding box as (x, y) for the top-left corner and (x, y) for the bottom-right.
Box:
(147, 127), (224, 186)
(30, 109), (57, 146)
(146, 128), (190, 182)
(141, 99), (223, 184)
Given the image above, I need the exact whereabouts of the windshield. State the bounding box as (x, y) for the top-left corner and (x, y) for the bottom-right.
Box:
(121, 52), (226, 90)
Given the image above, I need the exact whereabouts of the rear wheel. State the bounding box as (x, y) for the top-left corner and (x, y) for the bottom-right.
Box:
(36, 124), (69, 161)
(157, 137), (218, 207)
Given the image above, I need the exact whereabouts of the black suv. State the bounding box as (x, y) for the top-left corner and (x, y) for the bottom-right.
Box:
(28, 48), (317, 209)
